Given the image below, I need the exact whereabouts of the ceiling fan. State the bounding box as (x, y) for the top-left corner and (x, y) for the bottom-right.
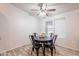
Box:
(31, 3), (56, 16)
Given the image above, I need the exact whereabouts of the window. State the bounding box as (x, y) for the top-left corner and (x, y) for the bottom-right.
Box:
(45, 17), (66, 38)
(45, 20), (55, 36)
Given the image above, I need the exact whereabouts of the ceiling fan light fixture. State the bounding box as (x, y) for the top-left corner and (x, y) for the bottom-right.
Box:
(39, 12), (46, 16)
(31, 3), (56, 17)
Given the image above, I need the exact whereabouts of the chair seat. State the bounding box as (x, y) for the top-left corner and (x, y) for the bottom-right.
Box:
(44, 44), (52, 47)
(44, 43), (55, 48)
(34, 43), (42, 48)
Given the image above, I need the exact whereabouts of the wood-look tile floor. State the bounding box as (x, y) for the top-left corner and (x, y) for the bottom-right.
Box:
(0, 45), (79, 56)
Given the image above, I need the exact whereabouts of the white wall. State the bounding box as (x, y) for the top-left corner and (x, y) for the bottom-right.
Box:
(40, 9), (79, 51)
(57, 9), (79, 51)
(0, 3), (79, 52)
(0, 4), (40, 52)
(40, 17), (52, 32)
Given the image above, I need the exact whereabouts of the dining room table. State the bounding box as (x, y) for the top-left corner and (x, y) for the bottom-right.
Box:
(35, 36), (53, 56)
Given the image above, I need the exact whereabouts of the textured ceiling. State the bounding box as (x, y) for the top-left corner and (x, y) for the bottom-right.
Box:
(11, 3), (79, 18)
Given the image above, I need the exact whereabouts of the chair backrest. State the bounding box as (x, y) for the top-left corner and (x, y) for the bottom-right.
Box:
(33, 33), (39, 40)
(50, 33), (54, 38)
(53, 35), (58, 44)
(33, 33), (38, 37)
(45, 39), (53, 46)
(29, 35), (35, 45)
(29, 35), (41, 47)
(44, 33), (54, 46)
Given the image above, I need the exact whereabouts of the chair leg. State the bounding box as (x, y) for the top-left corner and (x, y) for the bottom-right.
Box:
(50, 48), (53, 56)
(31, 47), (34, 55)
(54, 46), (56, 55)
(43, 47), (45, 56)
(32, 47), (34, 51)
(36, 48), (39, 56)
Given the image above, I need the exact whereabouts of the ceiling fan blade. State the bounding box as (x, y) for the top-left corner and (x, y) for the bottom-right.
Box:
(31, 9), (39, 11)
(47, 9), (56, 11)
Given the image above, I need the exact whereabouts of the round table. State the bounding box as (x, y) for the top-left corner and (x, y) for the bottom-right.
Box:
(35, 37), (53, 56)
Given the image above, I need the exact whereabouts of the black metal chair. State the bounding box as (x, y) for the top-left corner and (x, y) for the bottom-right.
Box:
(44, 34), (58, 56)
(29, 35), (42, 56)
(44, 39), (53, 56)
(52, 35), (58, 54)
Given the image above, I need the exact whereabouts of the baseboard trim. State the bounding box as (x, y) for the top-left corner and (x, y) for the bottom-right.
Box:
(56, 44), (79, 53)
